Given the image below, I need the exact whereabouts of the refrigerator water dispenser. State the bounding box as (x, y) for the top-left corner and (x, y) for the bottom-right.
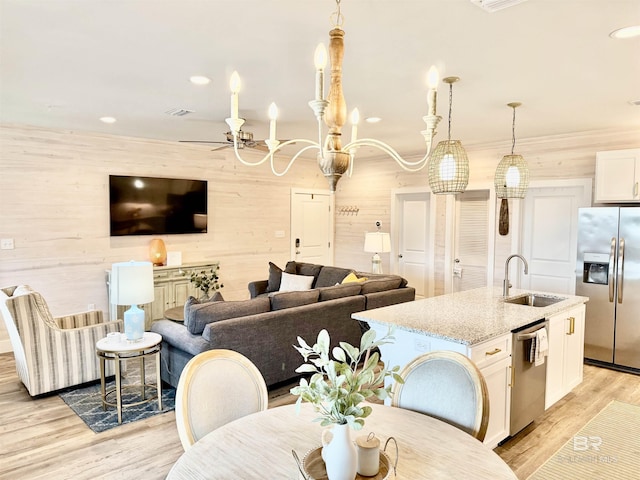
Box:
(582, 252), (610, 285)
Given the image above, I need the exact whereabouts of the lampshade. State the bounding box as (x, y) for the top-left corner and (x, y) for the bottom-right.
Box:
(494, 154), (530, 198)
(428, 139), (470, 194)
(364, 232), (391, 254)
(110, 261), (155, 306)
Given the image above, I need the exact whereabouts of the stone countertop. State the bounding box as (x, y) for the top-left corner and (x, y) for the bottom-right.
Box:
(352, 286), (589, 346)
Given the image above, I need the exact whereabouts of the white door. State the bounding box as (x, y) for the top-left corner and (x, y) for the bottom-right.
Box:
(520, 181), (592, 294)
(452, 189), (492, 293)
(290, 189), (334, 265)
(392, 190), (434, 298)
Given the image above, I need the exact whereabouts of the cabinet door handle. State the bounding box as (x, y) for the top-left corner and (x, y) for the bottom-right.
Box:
(509, 365), (514, 388)
(634, 181), (638, 197)
(485, 348), (502, 356)
(566, 316), (575, 335)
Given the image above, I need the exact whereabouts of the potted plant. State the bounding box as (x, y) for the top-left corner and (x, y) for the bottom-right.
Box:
(290, 328), (402, 480)
(188, 265), (224, 300)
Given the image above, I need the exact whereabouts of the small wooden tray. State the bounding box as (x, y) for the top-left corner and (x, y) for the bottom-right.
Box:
(301, 447), (392, 480)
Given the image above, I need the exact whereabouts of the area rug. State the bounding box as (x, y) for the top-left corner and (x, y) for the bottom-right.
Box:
(59, 375), (175, 433)
(528, 400), (640, 479)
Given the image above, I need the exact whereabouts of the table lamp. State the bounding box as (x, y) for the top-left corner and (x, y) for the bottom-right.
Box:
(111, 261), (154, 341)
(364, 222), (391, 274)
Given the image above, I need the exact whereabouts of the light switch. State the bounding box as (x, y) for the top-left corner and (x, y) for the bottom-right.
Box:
(1, 238), (14, 250)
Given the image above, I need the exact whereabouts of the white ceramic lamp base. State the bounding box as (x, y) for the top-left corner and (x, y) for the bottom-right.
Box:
(124, 304), (145, 342)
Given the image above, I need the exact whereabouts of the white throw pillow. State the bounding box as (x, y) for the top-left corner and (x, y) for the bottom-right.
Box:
(278, 272), (314, 292)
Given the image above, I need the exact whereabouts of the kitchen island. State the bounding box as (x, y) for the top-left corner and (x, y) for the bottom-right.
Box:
(352, 286), (589, 448)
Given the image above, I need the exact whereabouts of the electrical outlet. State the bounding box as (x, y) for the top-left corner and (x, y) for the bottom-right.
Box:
(88, 303), (96, 310)
(1, 238), (14, 250)
(275, 230), (285, 238)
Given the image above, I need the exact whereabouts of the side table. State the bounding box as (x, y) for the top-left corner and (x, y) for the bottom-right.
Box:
(164, 306), (184, 322)
(95, 331), (163, 424)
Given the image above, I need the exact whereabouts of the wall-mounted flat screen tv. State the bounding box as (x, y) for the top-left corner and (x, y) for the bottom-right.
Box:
(109, 175), (208, 236)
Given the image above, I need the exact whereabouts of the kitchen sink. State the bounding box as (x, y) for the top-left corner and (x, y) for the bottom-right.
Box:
(504, 293), (566, 307)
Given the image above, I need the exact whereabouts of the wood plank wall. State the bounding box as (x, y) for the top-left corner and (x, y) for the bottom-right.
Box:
(333, 127), (640, 295)
(1, 124), (638, 352)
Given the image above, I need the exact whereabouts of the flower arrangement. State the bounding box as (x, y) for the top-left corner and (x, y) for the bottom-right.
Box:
(290, 328), (402, 430)
(188, 265), (224, 298)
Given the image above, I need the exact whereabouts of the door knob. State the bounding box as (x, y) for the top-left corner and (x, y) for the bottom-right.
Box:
(398, 254), (403, 258)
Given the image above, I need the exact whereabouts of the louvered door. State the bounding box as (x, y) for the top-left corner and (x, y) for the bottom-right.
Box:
(453, 190), (490, 292)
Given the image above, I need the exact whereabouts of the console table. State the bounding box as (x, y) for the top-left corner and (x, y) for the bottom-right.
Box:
(106, 261), (218, 329)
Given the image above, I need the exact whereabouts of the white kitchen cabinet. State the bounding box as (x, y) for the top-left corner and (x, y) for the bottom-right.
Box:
(107, 262), (218, 329)
(545, 303), (586, 409)
(595, 149), (640, 203)
(470, 334), (512, 449)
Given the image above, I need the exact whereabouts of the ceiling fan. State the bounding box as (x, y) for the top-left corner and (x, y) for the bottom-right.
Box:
(180, 129), (270, 152)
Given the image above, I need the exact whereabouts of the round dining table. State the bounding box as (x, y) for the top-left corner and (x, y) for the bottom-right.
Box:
(167, 402), (517, 479)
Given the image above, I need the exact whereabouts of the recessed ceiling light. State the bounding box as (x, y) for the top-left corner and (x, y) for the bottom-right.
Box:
(190, 75), (211, 85)
(100, 116), (116, 124)
(609, 25), (640, 39)
(365, 117), (382, 124)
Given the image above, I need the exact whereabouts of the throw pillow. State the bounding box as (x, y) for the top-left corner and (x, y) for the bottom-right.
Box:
(285, 261), (322, 287)
(270, 289), (320, 310)
(278, 272), (314, 292)
(184, 296), (270, 335)
(315, 266), (353, 288)
(266, 262), (284, 293)
(342, 272), (368, 284)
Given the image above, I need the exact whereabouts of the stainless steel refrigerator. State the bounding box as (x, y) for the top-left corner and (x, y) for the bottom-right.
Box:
(576, 206), (640, 371)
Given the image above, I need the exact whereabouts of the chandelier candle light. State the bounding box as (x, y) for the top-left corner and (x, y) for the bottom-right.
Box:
(225, 0), (447, 192)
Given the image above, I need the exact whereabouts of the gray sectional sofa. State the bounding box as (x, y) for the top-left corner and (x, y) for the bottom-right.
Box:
(151, 261), (415, 388)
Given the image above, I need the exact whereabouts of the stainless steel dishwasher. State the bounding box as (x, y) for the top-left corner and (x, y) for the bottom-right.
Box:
(510, 318), (548, 436)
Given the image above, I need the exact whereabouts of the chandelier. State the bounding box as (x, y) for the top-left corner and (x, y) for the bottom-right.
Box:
(224, 0), (448, 192)
(494, 102), (529, 198)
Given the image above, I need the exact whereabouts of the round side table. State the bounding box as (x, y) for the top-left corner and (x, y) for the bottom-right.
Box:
(95, 331), (163, 424)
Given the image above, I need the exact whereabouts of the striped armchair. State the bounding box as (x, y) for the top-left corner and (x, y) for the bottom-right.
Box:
(0, 285), (124, 396)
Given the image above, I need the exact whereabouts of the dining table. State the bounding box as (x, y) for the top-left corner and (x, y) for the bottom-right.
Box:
(167, 402), (517, 479)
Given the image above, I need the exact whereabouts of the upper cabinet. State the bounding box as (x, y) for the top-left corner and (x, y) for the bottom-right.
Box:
(595, 148), (640, 203)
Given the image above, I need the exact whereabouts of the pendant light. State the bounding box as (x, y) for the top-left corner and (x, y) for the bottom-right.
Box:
(428, 77), (469, 195)
(494, 102), (529, 199)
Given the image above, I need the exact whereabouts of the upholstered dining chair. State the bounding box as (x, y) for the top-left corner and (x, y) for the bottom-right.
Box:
(0, 285), (123, 396)
(392, 350), (490, 441)
(175, 349), (269, 450)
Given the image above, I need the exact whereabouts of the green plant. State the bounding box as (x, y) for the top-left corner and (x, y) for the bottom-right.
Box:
(290, 328), (403, 430)
(188, 265), (224, 297)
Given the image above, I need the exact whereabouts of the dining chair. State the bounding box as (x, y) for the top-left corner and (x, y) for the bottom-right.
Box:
(392, 350), (490, 441)
(175, 349), (268, 450)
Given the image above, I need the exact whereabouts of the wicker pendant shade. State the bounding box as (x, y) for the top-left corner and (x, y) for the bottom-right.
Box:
(495, 154), (529, 198)
(428, 140), (469, 194)
(428, 77), (469, 195)
(495, 102), (529, 199)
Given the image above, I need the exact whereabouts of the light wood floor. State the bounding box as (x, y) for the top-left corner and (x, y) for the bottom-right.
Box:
(1, 353), (639, 480)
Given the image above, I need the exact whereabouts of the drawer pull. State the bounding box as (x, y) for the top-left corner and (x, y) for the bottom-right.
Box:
(485, 348), (502, 356)
(567, 316), (575, 335)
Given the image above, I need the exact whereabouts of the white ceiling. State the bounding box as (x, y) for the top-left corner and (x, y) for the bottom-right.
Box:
(1, 0), (639, 157)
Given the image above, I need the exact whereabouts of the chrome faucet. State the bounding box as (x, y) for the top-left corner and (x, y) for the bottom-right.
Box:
(504, 254), (529, 297)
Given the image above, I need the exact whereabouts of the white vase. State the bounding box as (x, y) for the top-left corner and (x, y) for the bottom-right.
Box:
(321, 423), (357, 480)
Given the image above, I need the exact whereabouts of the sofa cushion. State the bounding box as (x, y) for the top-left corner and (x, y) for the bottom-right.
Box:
(270, 289), (320, 311)
(285, 261), (322, 287)
(184, 296), (270, 335)
(266, 262), (284, 293)
(318, 283), (362, 301)
(279, 272), (314, 292)
(360, 276), (403, 294)
(315, 266), (353, 288)
(342, 272), (368, 284)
